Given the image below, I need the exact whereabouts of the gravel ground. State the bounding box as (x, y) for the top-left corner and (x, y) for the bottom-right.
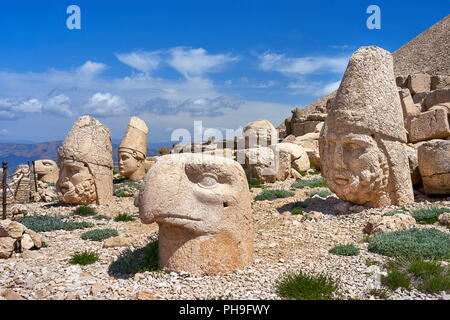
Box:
(0, 175), (449, 300)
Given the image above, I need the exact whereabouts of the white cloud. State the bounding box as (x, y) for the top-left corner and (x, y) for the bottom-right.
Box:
(259, 52), (349, 76)
(287, 79), (341, 96)
(76, 61), (107, 76)
(83, 92), (129, 117)
(43, 94), (74, 117)
(116, 51), (161, 73)
(314, 80), (341, 96)
(11, 98), (42, 113)
(0, 128), (8, 134)
(252, 80), (276, 88)
(168, 47), (238, 78)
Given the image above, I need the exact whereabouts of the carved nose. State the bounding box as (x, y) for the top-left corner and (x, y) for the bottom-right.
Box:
(334, 145), (347, 170)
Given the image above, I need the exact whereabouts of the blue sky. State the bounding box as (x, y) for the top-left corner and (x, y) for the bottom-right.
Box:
(0, 0), (448, 143)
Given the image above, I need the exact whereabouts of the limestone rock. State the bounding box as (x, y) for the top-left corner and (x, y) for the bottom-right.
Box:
(1, 289), (25, 300)
(132, 290), (158, 300)
(56, 115), (113, 205)
(438, 212), (450, 226)
(34, 160), (59, 184)
(0, 220), (25, 239)
(407, 109), (450, 142)
(407, 74), (431, 95)
(364, 214), (416, 235)
(404, 144), (422, 185)
(424, 88), (450, 110)
(118, 117), (149, 181)
(0, 237), (15, 259)
(431, 75), (450, 90)
(242, 120), (278, 148)
(103, 236), (134, 248)
(272, 142), (310, 173)
(236, 147), (290, 183)
(399, 89), (421, 118)
(20, 233), (34, 250)
(320, 46), (413, 207)
(418, 140), (450, 194)
(139, 153), (254, 275)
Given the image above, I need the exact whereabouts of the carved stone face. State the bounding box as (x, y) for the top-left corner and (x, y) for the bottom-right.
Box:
(56, 160), (97, 205)
(139, 153), (254, 274)
(320, 125), (388, 205)
(118, 151), (141, 176)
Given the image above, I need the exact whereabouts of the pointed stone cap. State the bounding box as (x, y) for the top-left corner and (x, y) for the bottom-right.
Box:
(58, 115), (113, 168)
(325, 46), (408, 142)
(118, 117), (148, 159)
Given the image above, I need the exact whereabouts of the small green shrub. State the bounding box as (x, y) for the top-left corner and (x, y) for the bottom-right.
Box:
(74, 206), (97, 216)
(309, 189), (332, 198)
(254, 190), (294, 201)
(297, 170), (308, 176)
(412, 208), (450, 224)
(368, 228), (450, 259)
(292, 178), (327, 189)
(17, 215), (93, 232)
(81, 229), (118, 241)
(276, 270), (340, 300)
(368, 288), (390, 299)
(408, 260), (443, 279)
(108, 240), (159, 275)
(92, 215), (112, 220)
(114, 213), (135, 222)
(292, 201), (308, 209)
(291, 208), (304, 215)
(384, 207), (409, 216)
(69, 251), (99, 265)
(382, 270), (411, 290)
(248, 178), (263, 189)
(329, 244), (360, 256)
(418, 274), (450, 293)
(114, 188), (134, 197)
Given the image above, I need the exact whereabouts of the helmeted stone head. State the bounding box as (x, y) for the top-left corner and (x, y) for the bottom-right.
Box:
(118, 117), (148, 181)
(139, 153), (254, 275)
(56, 115), (113, 205)
(319, 46), (414, 207)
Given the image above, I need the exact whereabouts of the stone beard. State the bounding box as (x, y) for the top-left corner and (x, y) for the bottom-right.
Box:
(320, 124), (395, 207)
(56, 160), (97, 205)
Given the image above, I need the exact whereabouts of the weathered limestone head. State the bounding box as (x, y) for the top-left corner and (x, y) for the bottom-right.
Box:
(139, 153), (254, 275)
(34, 160), (59, 184)
(319, 46), (414, 207)
(56, 115), (113, 205)
(118, 117), (148, 181)
(243, 120), (278, 148)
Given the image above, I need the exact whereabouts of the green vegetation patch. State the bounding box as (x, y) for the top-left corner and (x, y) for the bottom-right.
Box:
(368, 228), (450, 259)
(74, 206), (97, 216)
(292, 178), (327, 189)
(412, 207), (450, 224)
(18, 215), (93, 232)
(382, 270), (411, 290)
(92, 215), (112, 220)
(248, 178), (263, 189)
(309, 189), (332, 198)
(108, 240), (159, 275)
(329, 244), (360, 256)
(291, 208), (304, 215)
(81, 228), (118, 241)
(114, 213), (135, 222)
(254, 189), (294, 201)
(276, 270), (340, 300)
(69, 251), (100, 265)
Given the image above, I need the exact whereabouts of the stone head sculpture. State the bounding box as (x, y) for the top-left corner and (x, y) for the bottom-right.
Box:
(34, 159), (59, 184)
(243, 120), (278, 149)
(319, 46), (414, 207)
(118, 117), (148, 181)
(139, 153), (254, 275)
(56, 115), (113, 205)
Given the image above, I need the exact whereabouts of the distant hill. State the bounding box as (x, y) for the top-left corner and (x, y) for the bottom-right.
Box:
(0, 141), (172, 171)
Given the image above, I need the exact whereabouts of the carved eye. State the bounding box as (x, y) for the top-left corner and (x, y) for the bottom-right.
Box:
(198, 173), (218, 189)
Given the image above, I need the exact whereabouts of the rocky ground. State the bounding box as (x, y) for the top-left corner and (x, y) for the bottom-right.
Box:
(0, 174), (449, 301)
